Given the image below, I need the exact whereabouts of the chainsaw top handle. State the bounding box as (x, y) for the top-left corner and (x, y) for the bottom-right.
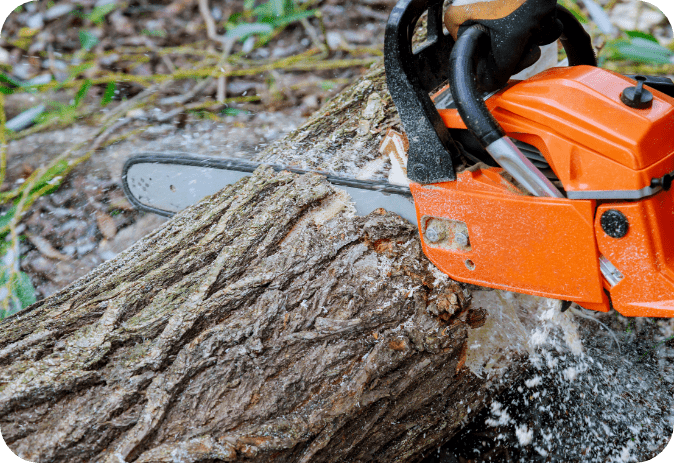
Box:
(384, 1), (595, 186)
(448, 4), (596, 150)
(447, 5), (596, 198)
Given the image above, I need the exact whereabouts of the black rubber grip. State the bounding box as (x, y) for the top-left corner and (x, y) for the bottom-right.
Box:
(448, 5), (596, 150)
(448, 24), (504, 148)
(557, 5), (597, 67)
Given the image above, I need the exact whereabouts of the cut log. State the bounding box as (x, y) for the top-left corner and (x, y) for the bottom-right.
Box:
(0, 63), (572, 463)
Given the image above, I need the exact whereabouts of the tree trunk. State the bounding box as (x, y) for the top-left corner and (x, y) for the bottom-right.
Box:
(0, 63), (564, 463)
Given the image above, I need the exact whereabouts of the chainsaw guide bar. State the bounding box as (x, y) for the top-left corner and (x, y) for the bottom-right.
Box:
(122, 153), (416, 223)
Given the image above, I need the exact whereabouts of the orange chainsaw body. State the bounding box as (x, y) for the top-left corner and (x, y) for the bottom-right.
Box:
(410, 65), (674, 317)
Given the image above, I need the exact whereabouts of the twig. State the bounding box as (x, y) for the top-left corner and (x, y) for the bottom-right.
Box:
(198, 0), (233, 48)
(0, 104), (135, 208)
(217, 40), (235, 104)
(198, 0), (218, 43)
(36, 56), (378, 91)
(90, 118), (133, 152)
(0, 92), (7, 189)
(7, 106), (93, 142)
(568, 306), (621, 353)
(100, 80), (172, 126)
(184, 96), (260, 109)
(159, 77), (214, 106)
(161, 55), (177, 74)
(301, 17), (326, 53)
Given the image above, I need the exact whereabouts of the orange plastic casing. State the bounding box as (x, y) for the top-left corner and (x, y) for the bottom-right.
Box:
(595, 193), (674, 318)
(411, 65), (674, 317)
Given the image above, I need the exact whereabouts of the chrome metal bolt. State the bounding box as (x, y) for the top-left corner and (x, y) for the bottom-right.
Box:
(454, 231), (469, 247)
(425, 225), (445, 243)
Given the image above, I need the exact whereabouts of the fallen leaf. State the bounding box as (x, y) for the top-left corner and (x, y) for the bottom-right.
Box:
(96, 211), (117, 240)
(26, 233), (70, 261)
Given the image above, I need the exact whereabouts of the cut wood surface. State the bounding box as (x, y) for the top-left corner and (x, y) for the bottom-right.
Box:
(254, 63), (399, 181)
(0, 62), (577, 463)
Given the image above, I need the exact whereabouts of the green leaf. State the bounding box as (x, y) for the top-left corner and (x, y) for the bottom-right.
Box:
(225, 23), (274, 40)
(253, 2), (275, 20)
(67, 63), (94, 80)
(0, 73), (25, 88)
(625, 30), (660, 43)
(101, 82), (116, 107)
(75, 79), (92, 107)
(0, 206), (17, 234)
(79, 30), (99, 51)
(226, 12), (244, 27)
(87, 3), (118, 24)
(320, 80), (337, 91)
(14, 271), (36, 309)
(28, 159), (70, 196)
(271, 0), (286, 17)
(272, 9), (316, 27)
(606, 37), (674, 64)
(557, 0), (588, 24)
(221, 107), (250, 116)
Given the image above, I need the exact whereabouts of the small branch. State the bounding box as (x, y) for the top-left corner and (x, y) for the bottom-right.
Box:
(301, 17), (327, 53)
(0, 93), (7, 189)
(159, 77), (214, 106)
(198, 0), (218, 43)
(217, 40), (234, 104)
(99, 80), (173, 126)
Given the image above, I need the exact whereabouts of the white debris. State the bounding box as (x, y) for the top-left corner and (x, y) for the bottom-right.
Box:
(485, 401), (512, 427)
(562, 367), (578, 382)
(529, 329), (548, 347)
(515, 424), (533, 446)
(525, 376), (542, 388)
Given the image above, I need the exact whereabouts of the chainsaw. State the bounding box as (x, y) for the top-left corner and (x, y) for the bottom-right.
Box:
(123, 0), (674, 318)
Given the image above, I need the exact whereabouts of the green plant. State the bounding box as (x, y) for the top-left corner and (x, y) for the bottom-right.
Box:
(225, 0), (317, 42)
(142, 29), (168, 38)
(0, 213), (37, 320)
(220, 107), (251, 116)
(0, 264), (37, 319)
(72, 2), (120, 24)
(78, 30), (100, 51)
(34, 80), (92, 128)
(87, 2), (119, 25)
(101, 82), (117, 107)
(602, 32), (674, 65)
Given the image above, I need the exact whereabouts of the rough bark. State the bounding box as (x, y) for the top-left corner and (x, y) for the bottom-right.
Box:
(0, 62), (567, 463)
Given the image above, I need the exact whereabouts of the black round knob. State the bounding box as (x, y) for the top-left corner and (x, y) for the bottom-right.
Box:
(601, 210), (629, 239)
(620, 76), (653, 109)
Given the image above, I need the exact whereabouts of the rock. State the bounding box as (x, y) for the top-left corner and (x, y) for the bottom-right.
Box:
(26, 14), (44, 30)
(0, 47), (10, 66)
(96, 211), (118, 240)
(45, 4), (75, 21)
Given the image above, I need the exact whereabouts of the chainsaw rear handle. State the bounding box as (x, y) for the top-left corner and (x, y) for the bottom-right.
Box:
(448, 5), (596, 197)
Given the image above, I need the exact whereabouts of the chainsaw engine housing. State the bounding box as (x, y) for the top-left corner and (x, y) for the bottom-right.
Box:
(409, 65), (674, 317)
